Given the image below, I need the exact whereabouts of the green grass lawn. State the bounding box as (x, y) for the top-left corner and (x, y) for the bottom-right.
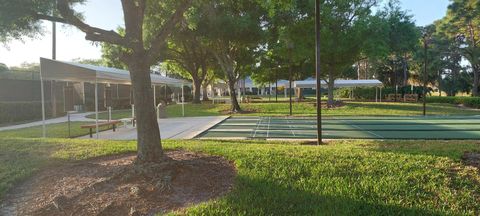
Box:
(1, 138), (479, 215)
(0, 122), (116, 138)
(87, 101), (479, 120)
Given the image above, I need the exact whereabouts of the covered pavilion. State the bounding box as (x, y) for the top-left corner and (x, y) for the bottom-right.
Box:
(39, 57), (191, 138)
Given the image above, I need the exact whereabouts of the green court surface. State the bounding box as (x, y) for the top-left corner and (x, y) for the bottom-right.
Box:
(198, 116), (480, 140)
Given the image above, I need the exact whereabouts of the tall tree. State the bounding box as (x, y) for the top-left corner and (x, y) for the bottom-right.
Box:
(439, 0), (480, 96)
(165, 25), (211, 104)
(319, 0), (379, 106)
(372, 0), (419, 92)
(195, 0), (264, 112)
(0, 0), (191, 163)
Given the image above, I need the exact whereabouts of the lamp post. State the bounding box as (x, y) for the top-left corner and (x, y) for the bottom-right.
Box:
(287, 42), (294, 116)
(422, 33), (431, 116)
(315, 0), (322, 144)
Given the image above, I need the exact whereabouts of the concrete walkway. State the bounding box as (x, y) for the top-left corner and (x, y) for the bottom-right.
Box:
(0, 112), (95, 132)
(78, 116), (229, 140)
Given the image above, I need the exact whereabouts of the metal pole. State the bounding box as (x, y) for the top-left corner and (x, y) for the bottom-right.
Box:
(289, 75), (293, 116)
(52, 19), (56, 60)
(68, 112), (71, 138)
(315, 0), (322, 144)
(423, 36), (428, 116)
(182, 84), (185, 117)
(40, 63), (46, 138)
(153, 85), (156, 107)
(108, 106), (112, 122)
(95, 80), (99, 139)
(288, 44), (293, 116)
(275, 77), (278, 102)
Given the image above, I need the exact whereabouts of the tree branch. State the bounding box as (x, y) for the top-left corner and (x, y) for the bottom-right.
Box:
(56, 0), (128, 47)
(147, 0), (192, 64)
(34, 13), (68, 24)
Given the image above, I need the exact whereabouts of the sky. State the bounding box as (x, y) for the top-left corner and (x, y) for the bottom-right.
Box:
(0, 0), (451, 67)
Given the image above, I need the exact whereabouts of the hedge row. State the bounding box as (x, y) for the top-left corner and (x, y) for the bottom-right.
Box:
(427, 96), (480, 109)
(0, 101), (51, 124)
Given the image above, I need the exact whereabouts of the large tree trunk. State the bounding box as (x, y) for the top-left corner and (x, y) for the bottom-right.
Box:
(192, 78), (202, 104)
(227, 78), (242, 112)
(128, 60), (163, 163)
(473, 65), (479, 97)
(327, 70), (335, 107)
(202, 85), (209, 101)
(213, 51), (241, 112)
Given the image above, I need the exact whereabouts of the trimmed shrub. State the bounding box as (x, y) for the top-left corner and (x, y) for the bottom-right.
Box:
(427, 96), (480, 109)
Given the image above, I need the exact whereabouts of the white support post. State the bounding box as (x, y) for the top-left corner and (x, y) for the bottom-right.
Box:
(153, 85), (156, 107)
(181, 84), (185, 117)
(95, 80), (99, 139)
(375, 87), (378, 103)
(132, 104), (135, 119)
(108, 106), (112, 122)
(40, 65), (46, 138)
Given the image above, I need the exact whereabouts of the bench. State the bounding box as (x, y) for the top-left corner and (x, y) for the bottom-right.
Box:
(81, 120), (121, 138)
(404, 94), (418, 102)
(119, 117), (136, 128)
(386, 94), (402, 102)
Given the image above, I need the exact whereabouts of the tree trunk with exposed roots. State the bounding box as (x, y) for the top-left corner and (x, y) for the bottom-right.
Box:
(127, 59), (163, 163)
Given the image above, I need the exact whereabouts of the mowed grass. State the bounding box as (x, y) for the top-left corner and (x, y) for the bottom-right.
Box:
(0, 138), (479, 215)
(87, 101), (479, 120)
(241, 101), (480, 116)
(0, 122), (116, 138)
(86, 103), (227, 119)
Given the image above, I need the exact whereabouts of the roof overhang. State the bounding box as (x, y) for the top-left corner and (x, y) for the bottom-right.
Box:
(40, 58), (190, 86)
(294, 79), (383, 88)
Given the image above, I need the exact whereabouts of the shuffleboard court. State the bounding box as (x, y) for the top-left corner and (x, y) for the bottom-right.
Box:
(198, 116), (480, 140)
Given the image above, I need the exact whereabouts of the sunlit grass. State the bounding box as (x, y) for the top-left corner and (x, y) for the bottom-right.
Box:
(86, 101), (479, 120)
(0, 138), (479, 215)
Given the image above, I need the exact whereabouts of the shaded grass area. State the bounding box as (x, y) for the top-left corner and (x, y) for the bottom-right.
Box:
(86, 102), (479, 120)
(0, 122), (115, 138)
(0, 138), (479, 215)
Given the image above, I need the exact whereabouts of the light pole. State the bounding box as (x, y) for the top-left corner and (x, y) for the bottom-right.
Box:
(287, 42), (294, 116)
(422, 33), (430, 116)
(315, 0), (322, 144)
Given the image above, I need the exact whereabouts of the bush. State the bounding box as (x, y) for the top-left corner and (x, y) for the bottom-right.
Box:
(427, 96), (480, 109)
(0, 101), (52, 124)
(333, 86), (434, 101)
(334, 87), (394, 100)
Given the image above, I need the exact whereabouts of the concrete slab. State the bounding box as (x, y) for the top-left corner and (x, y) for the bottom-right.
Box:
(77, 116), (229, 140)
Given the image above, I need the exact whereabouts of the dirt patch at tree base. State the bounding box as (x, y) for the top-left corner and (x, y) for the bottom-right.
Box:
(0, 150), (236, 216)
(462, 151), (480, 170)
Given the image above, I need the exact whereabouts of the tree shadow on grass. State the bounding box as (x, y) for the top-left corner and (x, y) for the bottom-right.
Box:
(201, 175), (446, 215)
(368, 140), (480, 160)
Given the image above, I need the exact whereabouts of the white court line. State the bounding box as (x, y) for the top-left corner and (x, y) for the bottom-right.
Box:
(252, 117), (263, 138)
(334, 117), (384, 139)
(286, 117), (296, 137)
(266, 117), (271, 138)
